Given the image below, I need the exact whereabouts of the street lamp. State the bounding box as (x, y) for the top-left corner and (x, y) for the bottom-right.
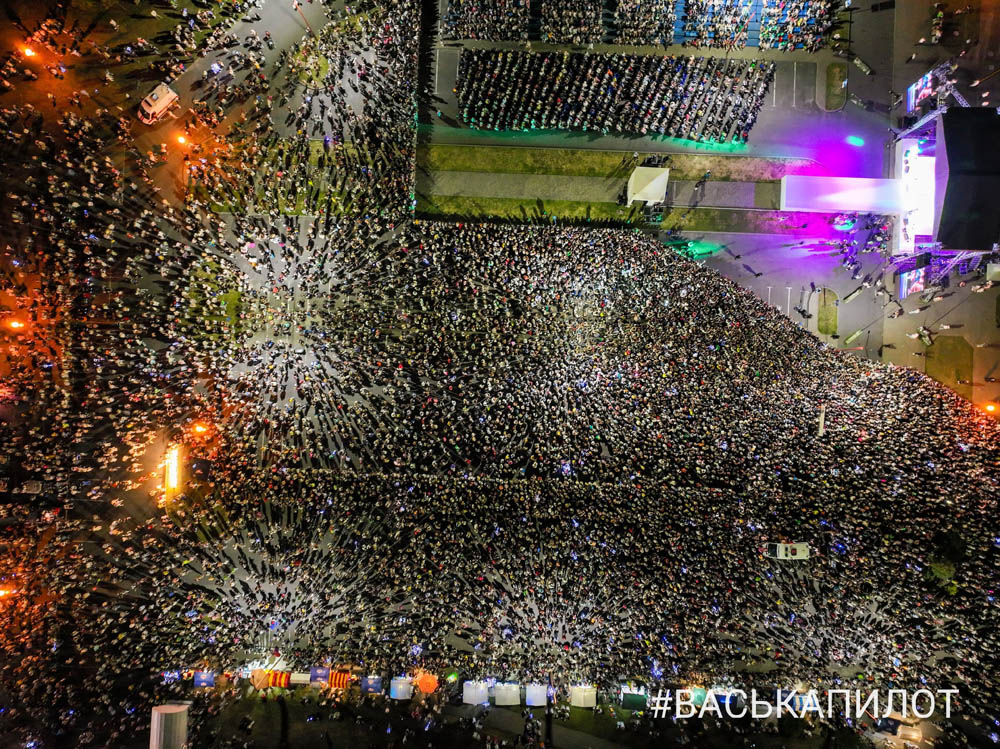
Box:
(5, 319), (25, 331)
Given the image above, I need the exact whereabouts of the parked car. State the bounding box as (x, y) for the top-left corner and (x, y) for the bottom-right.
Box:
(764, 542), (810, 560)
(852, 56), (874, 76)
(138, 83), (179, 124)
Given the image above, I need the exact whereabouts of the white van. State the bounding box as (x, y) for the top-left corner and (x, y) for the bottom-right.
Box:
(764, 542), (810, 560)
(138, 83), (179, 124)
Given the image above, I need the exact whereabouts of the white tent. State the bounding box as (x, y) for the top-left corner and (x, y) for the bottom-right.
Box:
(495, 683), (521, 705)
(150, 704), (188, 749)
(570, 685), (597, 708)
(463, 681), (489, 705)
(627, 167), (670, 205)
(525, 684), (547, 706)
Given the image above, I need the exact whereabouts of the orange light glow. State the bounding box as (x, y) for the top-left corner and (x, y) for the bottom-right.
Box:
(177, 135), (187, 145)
(415, 673), (439, 693)
(6, 320), (25, 330)
(192, 422), (209, 434)
(986, 404), (997, 413)
(22, 48), (35, 58)
(0, 588), (17, 598)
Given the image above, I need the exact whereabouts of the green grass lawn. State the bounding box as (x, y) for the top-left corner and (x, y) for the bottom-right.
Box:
(825, 63), (848, 111)
(180, 260), (245, 341)
(221, 289), (243, 331)
(298, 54), (330, 86)
(417, 145), (815, 182)
(817, 288), (838, 336)
(925, 335), (974, 400)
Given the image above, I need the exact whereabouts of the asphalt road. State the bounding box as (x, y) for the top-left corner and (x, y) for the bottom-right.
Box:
(133, 0), (336, 204)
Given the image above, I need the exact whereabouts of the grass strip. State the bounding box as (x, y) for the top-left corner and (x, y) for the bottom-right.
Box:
(417, 144), (813, 182)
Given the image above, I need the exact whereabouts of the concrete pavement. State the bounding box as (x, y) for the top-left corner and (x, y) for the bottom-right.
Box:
(696, 231), (887, 358)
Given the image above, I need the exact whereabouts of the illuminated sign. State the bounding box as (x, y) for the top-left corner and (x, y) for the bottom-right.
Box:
(898, 268), (927, 300)
(906, 71), (935, 113)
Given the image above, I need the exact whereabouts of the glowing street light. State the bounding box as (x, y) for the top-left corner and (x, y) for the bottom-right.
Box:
(22, 48), (35, 58)
(177, 135), (187, 145)
(164, 445), (181, 492)
(190, 420), (213, 438)
(6, 320), (25, 331)
(985, 403), (997, 414)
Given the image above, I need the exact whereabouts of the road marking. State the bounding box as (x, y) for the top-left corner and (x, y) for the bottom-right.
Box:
(792, 63), (797, 108)
(434, 48), (439, 94)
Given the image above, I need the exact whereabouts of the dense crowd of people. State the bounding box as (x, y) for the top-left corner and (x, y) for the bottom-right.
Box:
(613, 0), (678, 47)
(758, 0), (836, 51)
(0, 0), (998, 748)
(540, 0), (606, 44)
(442, 0), (838, 49)
(442, 0), (532, 41)
(457, 49), (774, 142)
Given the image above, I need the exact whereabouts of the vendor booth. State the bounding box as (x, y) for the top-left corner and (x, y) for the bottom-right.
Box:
(193, 671), (215, 688)
(525, 684), (547, 706)
(329, 671), (351, 689)
(390, 677), (413, 700)
(494, 682), (520, 706)
(308, 667), (330, 686)
(570, 685), (597, 708)
(620, 685), (648, 710)
(463, 680), (489, 705)
(250, 669), (291, 690)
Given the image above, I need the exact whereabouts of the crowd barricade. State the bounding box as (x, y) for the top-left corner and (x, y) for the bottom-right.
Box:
(494, 682), (521, 705)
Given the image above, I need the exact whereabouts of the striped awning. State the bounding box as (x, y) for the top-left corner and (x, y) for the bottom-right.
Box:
(329, 671), (352, 689)
(267, 670), (291, 688)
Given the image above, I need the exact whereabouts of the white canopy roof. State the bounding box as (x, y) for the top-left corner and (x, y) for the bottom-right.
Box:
(627, 167), (670, 205)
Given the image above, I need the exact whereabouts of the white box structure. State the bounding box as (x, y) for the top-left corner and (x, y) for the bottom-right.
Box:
(463, 680), (489, 704)
(390, 677), (413, 700)
(149, 704), (188, 749)
(525, 684), (547, 706)
(494, 683), (521, 705)
(570, 685), (597, 708)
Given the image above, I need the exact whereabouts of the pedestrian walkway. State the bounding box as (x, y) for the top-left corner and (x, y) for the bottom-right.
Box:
(444, 705), (622, 749)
